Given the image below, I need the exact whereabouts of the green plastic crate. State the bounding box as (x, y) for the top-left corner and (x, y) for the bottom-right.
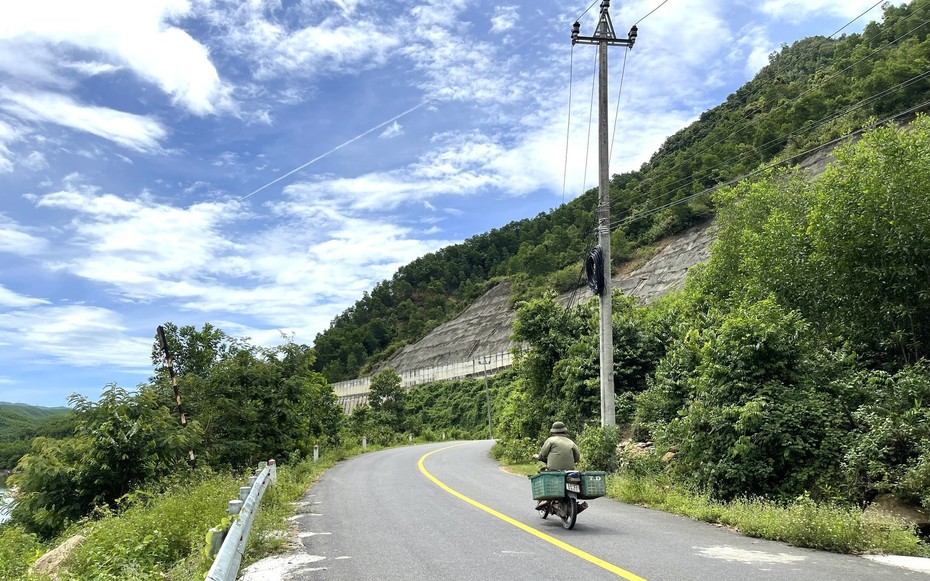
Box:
(580, 471), (607, 499)
(529, 472), (565, 500)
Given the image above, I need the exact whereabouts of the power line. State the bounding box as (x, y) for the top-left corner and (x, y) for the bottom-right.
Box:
(563, 47), (576, 205)
(609, 15), (930, 221)
(576, 0), (600, 22)
(612, 59), (930, 226)
(612, 98), (930, 230)
(609, 47), (630, 164)
(633, 0), (671, 26)
(623, 13), (930, 209)
(826, 0), (884, 39)
(581, 49), (599, 198)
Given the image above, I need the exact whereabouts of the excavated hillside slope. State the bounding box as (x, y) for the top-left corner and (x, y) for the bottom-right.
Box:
(383, 220), (715, 374)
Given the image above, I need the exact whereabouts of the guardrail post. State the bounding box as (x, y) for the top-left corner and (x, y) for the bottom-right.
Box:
(207, 527), (226, 558)
(238, 487), (251, 502)
(207, 462), (275, 581)
(227, 499), (243, 515)
(362, 436), (367, 450)
(313, 445), (319, 463)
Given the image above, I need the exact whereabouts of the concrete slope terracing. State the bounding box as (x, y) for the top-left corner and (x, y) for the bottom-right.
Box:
(333, 220), (715, 407)
(381, 221), (713, 374)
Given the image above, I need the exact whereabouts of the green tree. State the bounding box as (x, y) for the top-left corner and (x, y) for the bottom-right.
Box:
(662, 298), (845, 501)
(368, 369), (406, 436)
(808, 115), (930, 365)
(9, 385), (198, 538)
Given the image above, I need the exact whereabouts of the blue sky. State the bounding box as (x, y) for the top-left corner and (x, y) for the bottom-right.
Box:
(0, 0), (904, 407)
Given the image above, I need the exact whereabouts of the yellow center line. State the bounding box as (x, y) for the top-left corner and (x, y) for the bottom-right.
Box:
(418, 444), (648, 581)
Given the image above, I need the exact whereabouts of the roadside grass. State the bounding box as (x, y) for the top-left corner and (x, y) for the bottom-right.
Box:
(0, 437), (457, 580)
(62, 471), (241, 580)
(0, 525), (45, 580)
(501, 462), (539, 477)
(607, 474), (930, 558)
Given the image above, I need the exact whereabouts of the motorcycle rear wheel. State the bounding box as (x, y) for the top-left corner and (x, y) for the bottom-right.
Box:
(559, 497), (577, 530)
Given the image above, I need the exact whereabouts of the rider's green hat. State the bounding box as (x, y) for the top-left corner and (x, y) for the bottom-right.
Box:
(550, 421), (568, 434)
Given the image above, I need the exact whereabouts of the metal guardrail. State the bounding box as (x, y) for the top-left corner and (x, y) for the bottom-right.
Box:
(205, 459), (277, 581)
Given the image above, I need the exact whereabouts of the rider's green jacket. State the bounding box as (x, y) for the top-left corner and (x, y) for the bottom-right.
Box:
(538, 435), (580, 470)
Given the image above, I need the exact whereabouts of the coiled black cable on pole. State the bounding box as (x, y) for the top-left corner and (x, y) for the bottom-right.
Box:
(585, 246), (604, 296)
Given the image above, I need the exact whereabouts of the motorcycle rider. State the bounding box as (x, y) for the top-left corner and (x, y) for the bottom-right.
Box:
(533, 421), (587, 512)
(534, 421), (579, 470)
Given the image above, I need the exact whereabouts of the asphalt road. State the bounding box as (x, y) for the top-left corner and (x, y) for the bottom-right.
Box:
(257, 440), (927, 580)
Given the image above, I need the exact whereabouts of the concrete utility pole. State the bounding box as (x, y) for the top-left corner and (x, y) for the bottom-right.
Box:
(572, 1), (637, 426)
(480, 356), (493, 439)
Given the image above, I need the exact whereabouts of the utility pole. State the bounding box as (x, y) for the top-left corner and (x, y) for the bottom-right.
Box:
(480, 356), (493, 440)
(157, 325), (196, 467)
(572, 1), (637, 426)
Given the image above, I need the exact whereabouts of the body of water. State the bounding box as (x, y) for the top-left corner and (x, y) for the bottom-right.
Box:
(0, 488), (10, 524)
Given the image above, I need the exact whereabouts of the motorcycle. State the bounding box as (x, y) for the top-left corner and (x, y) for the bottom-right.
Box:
(529, 460), (605, 530)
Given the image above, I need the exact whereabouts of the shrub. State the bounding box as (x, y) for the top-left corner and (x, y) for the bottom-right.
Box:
(664, 298), (845, 501)
(491, 438), (537, 465)
(0, 525), (44, 580)
(577, 424), (621, 472)
(841, 363), (930, 507)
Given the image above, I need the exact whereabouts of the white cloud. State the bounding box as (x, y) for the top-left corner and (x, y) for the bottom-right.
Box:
(0, 89), (167, 152)
(759, 0), (891, 22)
(21, 176), (452, 344)
(490, 6), (518, 33)
(33, 181), (243, 293)
(379, 121), (403, 139)
(21, 150), (48, 171)
(0, 117), (24, 172)
(62, 61), (122, 76)
(0, 0), (232, 115)
(0, 305), (151, 368)
(0, 214), (48, 255)
(0, 285), (48, 308)
(399, 0), (529, 105)
(203, 1), (401, 80)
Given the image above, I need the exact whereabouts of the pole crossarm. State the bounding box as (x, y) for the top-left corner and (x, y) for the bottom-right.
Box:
(571, 0), (637, 47)
(572, 33), (636, 47)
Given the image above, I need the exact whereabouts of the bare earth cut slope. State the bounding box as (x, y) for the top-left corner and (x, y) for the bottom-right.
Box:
(382, 220), (715, 376)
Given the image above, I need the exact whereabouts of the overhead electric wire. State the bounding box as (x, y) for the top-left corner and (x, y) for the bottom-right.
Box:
(576, 0), (600, 22)
(633, 0), (671, 26)
(240, 99), (430, 201)
(613, 58), (930, 224)
(611, 64), (930, 222)
(609, 48), (630, 164)
(610, 98), (930, 231)
(826, 0), (884, 39)
(616, 12), (930, 209)
(563, 47), (576, 205)
(581, 49), (599, 197)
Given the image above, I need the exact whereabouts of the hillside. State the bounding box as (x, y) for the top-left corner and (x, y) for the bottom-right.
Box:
(312, 0), (930, 383)
(380, 220), (714, 375)
(0, 403), (73, 469)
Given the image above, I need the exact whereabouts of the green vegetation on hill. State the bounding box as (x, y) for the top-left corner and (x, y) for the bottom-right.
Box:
(311, 0), (930, 383)
(0, 403), (74, 469)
